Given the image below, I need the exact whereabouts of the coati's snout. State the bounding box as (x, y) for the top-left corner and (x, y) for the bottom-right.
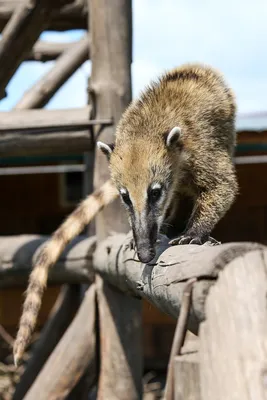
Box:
(132, 220), (158, 264)
(137, 247), (155, 264)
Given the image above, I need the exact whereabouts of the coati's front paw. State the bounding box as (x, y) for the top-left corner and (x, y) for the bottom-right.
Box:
(169, 234), (220, 246)
(169, 235), (204, 245)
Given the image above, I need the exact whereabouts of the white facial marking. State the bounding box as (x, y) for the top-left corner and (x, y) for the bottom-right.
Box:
(151, 182), (162, 190)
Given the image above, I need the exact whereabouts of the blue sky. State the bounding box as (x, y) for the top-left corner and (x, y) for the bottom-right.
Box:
(1, 0), (267, 114)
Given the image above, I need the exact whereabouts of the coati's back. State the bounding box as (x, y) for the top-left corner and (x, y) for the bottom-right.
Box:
(115, 63), (236, 154)
(110, 63), (237, 261)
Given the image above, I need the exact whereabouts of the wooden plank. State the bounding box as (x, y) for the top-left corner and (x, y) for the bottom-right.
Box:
(199, 250), (267, 400)
(0, 1), (88, 32)
(89, 0), (142, 399)
(13, 285), (81, 400)
(24, 284), (96, 400)
(15, 36), (90, 109)
(0, 0), (62, 100)
(0, 107), (96, 156)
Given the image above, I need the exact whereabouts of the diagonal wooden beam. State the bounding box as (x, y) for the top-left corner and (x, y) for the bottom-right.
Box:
(0, 0), (62, 100)
(0, 0), (88, 32)
(14, 36), (90, 109)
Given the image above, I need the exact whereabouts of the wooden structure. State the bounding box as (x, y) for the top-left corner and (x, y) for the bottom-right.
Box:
(0, 1), (267, 400)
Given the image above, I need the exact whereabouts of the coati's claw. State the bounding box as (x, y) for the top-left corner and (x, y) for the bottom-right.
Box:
(169, 235), (220, 246)
(169, 235), (204, 246)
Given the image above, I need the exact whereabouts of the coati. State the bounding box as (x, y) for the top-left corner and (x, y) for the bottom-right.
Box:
(13, 63), (238, 365)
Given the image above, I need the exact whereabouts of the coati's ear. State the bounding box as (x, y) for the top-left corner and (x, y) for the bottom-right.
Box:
(165, 127), (182, 148)
(97, 141), (114, 160)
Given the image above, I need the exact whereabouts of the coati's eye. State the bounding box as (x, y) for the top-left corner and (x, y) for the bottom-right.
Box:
(149, 186), (162, 203)
(120, 189), (132, 206)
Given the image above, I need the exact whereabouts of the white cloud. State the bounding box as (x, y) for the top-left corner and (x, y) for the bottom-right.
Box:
(1, 2), (267, 113)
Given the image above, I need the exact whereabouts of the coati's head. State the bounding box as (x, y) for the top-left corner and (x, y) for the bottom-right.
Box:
(97, 126), (183, 263)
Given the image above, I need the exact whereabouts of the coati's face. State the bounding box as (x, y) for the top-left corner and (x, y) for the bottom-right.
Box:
(97, 127), (182, 264)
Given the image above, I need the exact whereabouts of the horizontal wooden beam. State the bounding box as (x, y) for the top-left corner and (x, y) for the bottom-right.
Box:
(0, 232), (264, 333)
(26, 40), (83, 62)
(0, 1), (87, 32)
(0, 0), (63, 100)
(0, 234), (96, 287)
(0, 106), (92, 130)
(0, 107), (107, 156)
(15, 36), (90, 109)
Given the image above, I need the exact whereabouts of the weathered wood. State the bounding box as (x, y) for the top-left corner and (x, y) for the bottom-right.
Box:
(26, 40), (82, 62)
(13, 285), (81, 400)
(0, 107), (96, 156)
(0, 1), (88, 32)
(24, 284), (96, 400)
(0, 235), (96, 288)
(89, 0), (142, 399)
(174, 352), (200, 400)
(0, 0), (62, 100)
(0, 234), (265, 331)
(0, 234), (266, 329)
(164, 278), (196, 400)
(94, 234), (265, 333)
(0, 106), (92, 130)
(199, 250), (267, 400)
(15, 36), (90, 109)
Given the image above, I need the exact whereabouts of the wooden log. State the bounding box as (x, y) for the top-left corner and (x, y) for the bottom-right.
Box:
(0, 0), (62, 100)
(24, 284), (96, 400)
(0, 233), (265, 332)
(89, 0), (142, 399)
(0, 106), (99, 156)
(0, 1), (88, 32)
(199, 249), (267, 400)
(174, 352), (200, 400)
(13, 285), (81, 400)
(94, 234), (265, 333)
(0, 106), (92, 130)
(0, 235), (96, 288)
(26, 40), (82, 62)
(15, 36), (90, 109)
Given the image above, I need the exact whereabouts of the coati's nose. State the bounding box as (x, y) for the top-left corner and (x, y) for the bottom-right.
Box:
(137, 248), (155, 264)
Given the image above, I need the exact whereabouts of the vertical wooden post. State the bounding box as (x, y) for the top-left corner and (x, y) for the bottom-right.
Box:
(89, 1), (143, 399)
(174, 352), (200, 400)
(199, 250), (267, 400)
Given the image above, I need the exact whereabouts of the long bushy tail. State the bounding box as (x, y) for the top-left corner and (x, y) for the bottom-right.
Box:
(13, 179), (118, 366)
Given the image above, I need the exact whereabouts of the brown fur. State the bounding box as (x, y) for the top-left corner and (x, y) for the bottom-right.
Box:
(13, 180), (118, 366)
(110, 63), (238, 244)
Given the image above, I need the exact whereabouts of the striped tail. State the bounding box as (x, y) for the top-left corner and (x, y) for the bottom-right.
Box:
(13, 180), (118, 366)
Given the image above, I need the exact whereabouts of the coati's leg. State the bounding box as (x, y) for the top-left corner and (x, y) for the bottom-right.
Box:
(163, 193), (194, 239)
(170, 154), (238, 245)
